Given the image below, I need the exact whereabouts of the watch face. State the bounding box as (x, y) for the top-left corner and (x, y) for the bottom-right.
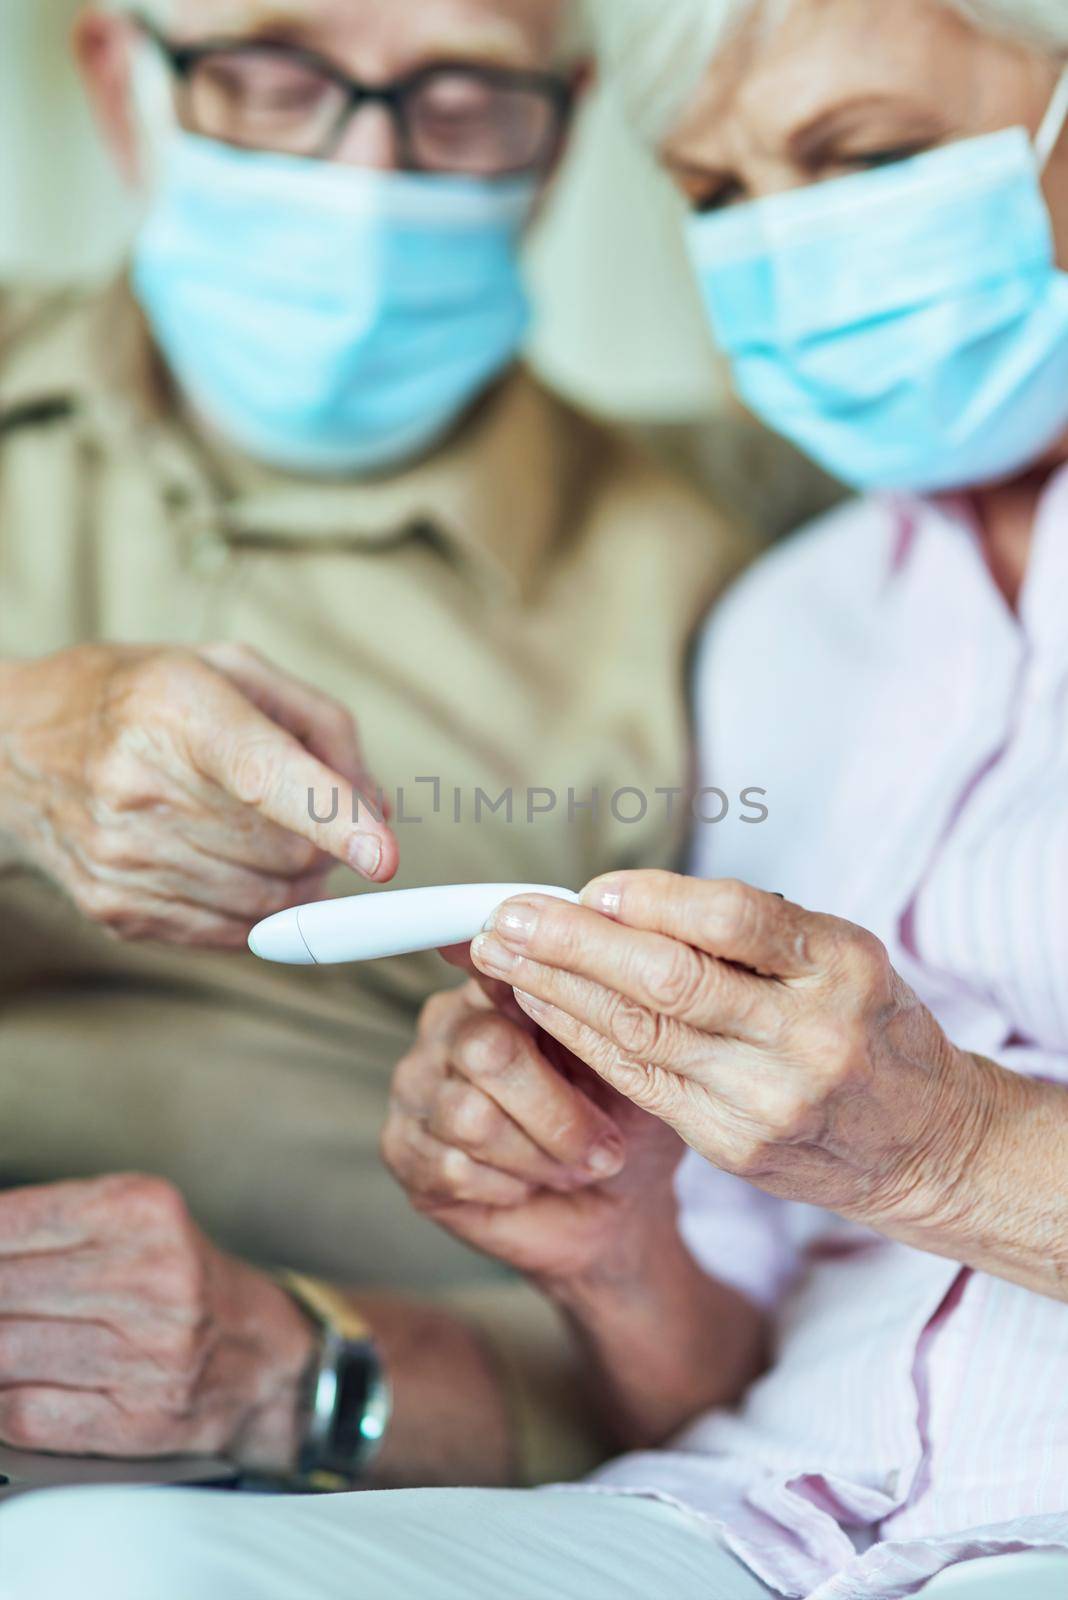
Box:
(331, 1342), (376, 1464)
(300, 1330), (388, 1484)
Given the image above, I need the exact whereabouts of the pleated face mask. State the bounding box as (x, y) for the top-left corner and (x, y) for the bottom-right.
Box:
(686, 74), (1068, 494)
(133, 133), (535, 476)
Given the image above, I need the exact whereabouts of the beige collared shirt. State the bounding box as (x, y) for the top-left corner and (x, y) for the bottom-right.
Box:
(0, 281), (747, 1477)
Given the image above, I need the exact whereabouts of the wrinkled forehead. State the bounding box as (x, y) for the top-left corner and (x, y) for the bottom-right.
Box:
(153, 0), (571, 65)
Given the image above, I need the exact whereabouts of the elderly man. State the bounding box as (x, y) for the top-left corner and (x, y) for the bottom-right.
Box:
(0, 0), (743, 1489)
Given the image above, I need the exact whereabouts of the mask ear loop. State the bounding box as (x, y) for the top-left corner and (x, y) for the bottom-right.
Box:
(129, 34), (180, 188)
(1035, 65), (1068, 170)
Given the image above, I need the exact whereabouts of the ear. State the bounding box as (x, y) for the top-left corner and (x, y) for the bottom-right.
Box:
(72, 8), (145, 187)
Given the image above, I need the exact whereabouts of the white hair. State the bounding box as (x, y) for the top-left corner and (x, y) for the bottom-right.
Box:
(103, 0), (170, 14)
(585, 0), (1068, 144)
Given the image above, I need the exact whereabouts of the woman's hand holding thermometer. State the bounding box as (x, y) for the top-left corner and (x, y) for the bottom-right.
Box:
(249, 884), (580, 965)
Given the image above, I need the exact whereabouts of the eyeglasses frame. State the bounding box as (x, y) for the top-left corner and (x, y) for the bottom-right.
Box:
(128, 11), (577, 174)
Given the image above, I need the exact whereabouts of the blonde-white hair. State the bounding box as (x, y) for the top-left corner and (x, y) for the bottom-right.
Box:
(586, 0), (1068, 144)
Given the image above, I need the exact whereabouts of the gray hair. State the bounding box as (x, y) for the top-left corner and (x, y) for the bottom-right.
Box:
(586, 0), (1068, 144)
(106, 0), (585, 56)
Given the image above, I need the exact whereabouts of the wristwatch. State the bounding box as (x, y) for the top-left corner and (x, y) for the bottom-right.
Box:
(278, 1272), (393, 1492)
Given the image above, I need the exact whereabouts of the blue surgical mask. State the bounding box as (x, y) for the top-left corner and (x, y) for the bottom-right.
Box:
(686, 80), (1068, 494)
(132, 133), (535, 476)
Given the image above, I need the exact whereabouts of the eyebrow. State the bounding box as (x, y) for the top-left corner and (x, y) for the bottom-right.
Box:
(786, 94), (948, 166)
(229, 8), (327, 46)
(178, 7), (543, 70)
(417, 32), (545, 70)
(164, 6), (314, 46)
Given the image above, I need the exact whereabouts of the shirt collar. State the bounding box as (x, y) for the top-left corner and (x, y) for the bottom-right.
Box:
(0, 276), (576, 603)
(202, 365), (578, 601)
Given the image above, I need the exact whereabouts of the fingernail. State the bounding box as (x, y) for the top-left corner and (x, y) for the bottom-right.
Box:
(348, 834), (382, 879)
(471, 934), (518, 977)
(488, 901), (539, 946)
(587, 1139), (625, 1177)
(584, 879), (623, 918)
(514, 989), (548, 1016)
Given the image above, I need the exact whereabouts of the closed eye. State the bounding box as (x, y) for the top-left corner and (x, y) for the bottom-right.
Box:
(692, 177), (747, 214)
(837, 141), (936, 171)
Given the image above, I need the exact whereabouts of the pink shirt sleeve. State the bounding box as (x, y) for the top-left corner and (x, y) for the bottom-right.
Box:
(674, 1152), (824, 1314)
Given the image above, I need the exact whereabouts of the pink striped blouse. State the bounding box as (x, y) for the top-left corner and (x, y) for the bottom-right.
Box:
(587, 471), (1068, 1596)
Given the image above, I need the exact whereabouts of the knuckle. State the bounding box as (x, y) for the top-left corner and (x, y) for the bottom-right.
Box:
(714, 879), (758, 939)
(388, 1051), (421, 1103)
(121, 1175), (194, 1236)
(609, 1056), (678, 1120)
(767, 1089), (820, 1144)
(457, 1016), (522, 1082)
(605, 993), (662, 1059)
(807, 1016), (865, 1079)
(838, 925), (891, 993)
(439, 1145), (478, 1198)
(81, 825), (143, 874)
(129, 648), (201, 708)
(380, 1110), (420, 1182)
(644, 943), (706, 1014)
(441, 1087), (497, 1149)
(730, 1133), (775, 1180)
(225, 740), (278, 808)
(83, 747), (129, 803)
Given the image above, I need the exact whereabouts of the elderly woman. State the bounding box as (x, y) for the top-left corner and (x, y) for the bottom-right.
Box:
(5, 0), (1068, 1597)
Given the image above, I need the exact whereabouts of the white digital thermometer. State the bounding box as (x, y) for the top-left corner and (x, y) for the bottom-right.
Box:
(248, 883), (580, 966)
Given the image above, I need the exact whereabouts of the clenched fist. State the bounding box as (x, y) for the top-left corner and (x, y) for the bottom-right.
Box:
(0, 1175), (315, 1470)
(382, 979), (684, 1288)
(0, 642), (398, 947)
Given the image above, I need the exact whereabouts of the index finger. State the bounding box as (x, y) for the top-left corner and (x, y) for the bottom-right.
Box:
(581, 872), (826, 980)
(188, 680), (399, 883)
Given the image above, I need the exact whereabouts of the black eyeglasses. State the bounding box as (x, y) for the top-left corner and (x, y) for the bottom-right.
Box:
(130, 14), (575, 176)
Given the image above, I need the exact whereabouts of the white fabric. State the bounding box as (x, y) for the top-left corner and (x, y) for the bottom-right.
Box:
(590, 473), (1068, 1596)
(0, 1485), (771, 1600)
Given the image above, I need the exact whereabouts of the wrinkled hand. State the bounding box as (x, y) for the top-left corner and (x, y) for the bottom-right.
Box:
(0, 642), (398, 946)
(382, 979), (685, 1287)
(470, 873), (992, 1236)
(0, 1175), (314, 1470)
